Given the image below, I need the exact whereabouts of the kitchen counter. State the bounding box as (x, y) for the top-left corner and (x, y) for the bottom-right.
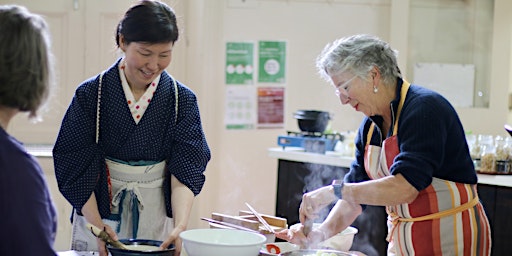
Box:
(25, 144), (53, 158)
(268, 147), (512, 188)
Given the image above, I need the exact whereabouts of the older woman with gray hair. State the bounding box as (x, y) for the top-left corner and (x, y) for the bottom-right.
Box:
(0, 4), (57, 256)
(277, 34), (491, 255)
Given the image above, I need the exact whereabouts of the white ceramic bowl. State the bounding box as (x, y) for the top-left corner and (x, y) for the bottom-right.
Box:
(259, 242), (300, 256)
(316, 225), (358, 252)
(180, 228), (267, 256)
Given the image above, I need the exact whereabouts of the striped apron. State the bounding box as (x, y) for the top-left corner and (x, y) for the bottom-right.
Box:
(71, 159), (174, 251)
(363, 81), (491, 256)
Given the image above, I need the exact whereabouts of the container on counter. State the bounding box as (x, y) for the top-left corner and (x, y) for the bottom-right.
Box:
(495, 136), (511, 174)
(467, 134), (480, 171)
(478, 135), (496, 174)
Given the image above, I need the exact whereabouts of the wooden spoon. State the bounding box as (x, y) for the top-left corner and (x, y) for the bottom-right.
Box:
(86, 223), (128, 250)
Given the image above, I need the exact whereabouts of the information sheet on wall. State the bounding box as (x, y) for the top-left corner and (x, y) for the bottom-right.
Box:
(225, 42), (254, 85)
(225, 86), (256, 130)
(257, 87), (284, 129)
(258, 41), (286, 83)
(224, 41), (286, 130)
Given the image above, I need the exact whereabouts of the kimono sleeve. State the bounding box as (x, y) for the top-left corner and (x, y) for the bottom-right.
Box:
(53, 82), (109, 215)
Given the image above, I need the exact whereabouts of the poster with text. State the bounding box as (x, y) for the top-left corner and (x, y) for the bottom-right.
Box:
(257, 87), (284, 129)
(225, 86), (256, 129)
(225, 42), (254, 85)
(258, 41), (286, 83)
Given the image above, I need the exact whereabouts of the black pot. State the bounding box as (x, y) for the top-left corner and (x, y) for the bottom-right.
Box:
(107, 239), (175, 256)
(293, 110), (330, 133)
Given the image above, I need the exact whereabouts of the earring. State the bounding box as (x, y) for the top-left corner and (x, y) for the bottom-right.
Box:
(373, 86), (378, 93)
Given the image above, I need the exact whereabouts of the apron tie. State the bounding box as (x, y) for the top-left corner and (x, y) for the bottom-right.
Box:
(112, 181), (146, 238)
(387, 196), (479, 242)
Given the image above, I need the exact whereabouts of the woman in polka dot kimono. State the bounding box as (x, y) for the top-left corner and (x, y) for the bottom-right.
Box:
(53, 1), (211, 255)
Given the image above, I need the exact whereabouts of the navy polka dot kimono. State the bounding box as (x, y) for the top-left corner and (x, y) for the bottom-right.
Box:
(53, 59), (211, 219)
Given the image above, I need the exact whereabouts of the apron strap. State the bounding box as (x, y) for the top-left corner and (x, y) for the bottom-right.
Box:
(392, 80), (410, 136)
(365, 80), (411, 145)
(366, 123), (375, 147)
(387, 195), (479, 242)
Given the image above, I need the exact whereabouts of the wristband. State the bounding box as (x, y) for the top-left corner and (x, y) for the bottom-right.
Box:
(332, 179), (343, 199)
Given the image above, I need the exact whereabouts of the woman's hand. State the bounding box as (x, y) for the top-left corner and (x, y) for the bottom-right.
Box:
(299, 185), (338, 223)
(275, 223), (327, 249)
(160, 224), (185, 254)
(96, 224), (117, 256)
(275, 223), (308, 247)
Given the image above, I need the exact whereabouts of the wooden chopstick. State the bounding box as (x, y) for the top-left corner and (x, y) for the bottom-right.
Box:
(200, 217), (259, 233)
(245, 202), (275, 233)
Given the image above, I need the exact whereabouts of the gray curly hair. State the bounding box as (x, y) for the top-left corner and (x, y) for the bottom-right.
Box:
(316, 34), (401, 86)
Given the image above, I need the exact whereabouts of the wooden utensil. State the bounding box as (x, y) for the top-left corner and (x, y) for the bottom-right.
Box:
(245, 202), (275, 233)
(303, 218), (313, 236)
(200, 217), (260, 233)
(211, 212), (260, 230)
(238, 210), (287, 229)
(86, 223), (128, 250)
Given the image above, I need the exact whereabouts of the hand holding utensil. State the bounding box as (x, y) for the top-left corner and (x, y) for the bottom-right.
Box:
(86, 223), (128, 250)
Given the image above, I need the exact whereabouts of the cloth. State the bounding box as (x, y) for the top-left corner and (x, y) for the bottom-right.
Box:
(71, 159), (173, 250)
(118, 59), (160, 124)
(362, 81), (491, 255)
(0, 127), (58, 256)
(53, 58), (211, 219)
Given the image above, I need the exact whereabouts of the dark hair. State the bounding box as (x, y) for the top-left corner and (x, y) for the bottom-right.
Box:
(0, 5), (54, 119)
(115, 0), (179, 47)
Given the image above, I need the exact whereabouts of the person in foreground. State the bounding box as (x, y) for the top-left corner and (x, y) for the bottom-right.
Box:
(276, 34), (492, 255)
(53, 1), (211, 255)
(0, 5), (57, 256)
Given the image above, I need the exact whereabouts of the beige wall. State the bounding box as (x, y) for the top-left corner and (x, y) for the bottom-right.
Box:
(3, 0), (512, 251)
(184, 0), (512, 231)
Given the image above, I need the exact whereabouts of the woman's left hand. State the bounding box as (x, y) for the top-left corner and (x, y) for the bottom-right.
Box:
(275, 223), (326, 249)
(275, 223), (308, 247)
(160, 226), (185, 254)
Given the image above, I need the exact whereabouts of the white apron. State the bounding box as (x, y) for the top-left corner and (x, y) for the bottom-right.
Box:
(70, 159), (174, 251)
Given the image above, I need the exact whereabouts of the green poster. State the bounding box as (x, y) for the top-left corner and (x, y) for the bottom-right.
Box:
(258, 41), (286, 83)
(225, 42), (254, 85)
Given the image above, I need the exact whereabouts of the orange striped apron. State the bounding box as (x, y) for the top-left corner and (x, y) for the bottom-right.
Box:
(363, 81), (491, 256)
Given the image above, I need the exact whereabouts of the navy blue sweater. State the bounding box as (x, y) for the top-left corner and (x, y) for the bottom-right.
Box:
(344, 79), (476, 191)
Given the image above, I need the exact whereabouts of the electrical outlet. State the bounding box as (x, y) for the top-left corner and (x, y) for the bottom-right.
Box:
(227, 0), (258, 8)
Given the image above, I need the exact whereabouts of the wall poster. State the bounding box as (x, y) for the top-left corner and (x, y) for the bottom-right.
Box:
(258, 41), (286, 83)
(225, 86), (256, 130)
(257, 87), (284, 129)
(225, 42), (254, 85)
